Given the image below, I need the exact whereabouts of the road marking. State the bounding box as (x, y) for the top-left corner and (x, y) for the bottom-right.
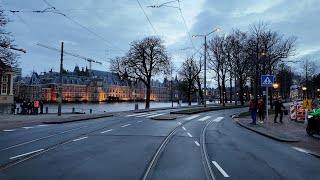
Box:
(37, 124), (49, 127)
(135, 113), (157, 117)
(187, 132), (193, 137)
(182, 126), (186, 130)
(213, 117), (224, 122)
(292, 147), (309, 154)
(146, 113), (164, 118)
(184, 115), (200, 120)
(23, 127), (34, 129)
(212, 161), (230, 177)
(194, 141), (200, 146)
(137, 120), (143, 123)
(3, 129), (16, 132)
(121, 124), (131, 127)
(72, 136), (88, 142)
(126, 113), (148, 117)
(101, 129), (113, 134)
(10, 149), (44, 160)
(198, 116), (211, 121)
(177, 122), (182, 125)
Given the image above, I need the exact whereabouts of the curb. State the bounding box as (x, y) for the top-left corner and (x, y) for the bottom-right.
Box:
(236, 121), (300, 142)
(150, 116), (177, 120)
(42, 114), (113, 124)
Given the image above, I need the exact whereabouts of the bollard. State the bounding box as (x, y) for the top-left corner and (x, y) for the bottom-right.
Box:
(72, 107), (75, 113)
(16, 108), (19, 115)
(45, 107), (48, 114)
(90, 109), (92, 114)
(135, 103), (139, 110)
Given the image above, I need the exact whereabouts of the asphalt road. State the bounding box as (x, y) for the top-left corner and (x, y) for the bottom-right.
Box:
(0, 108), (319, 180)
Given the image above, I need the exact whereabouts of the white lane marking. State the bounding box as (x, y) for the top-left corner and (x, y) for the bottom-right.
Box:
(292, 147), (309, 154)
(212, 161), (230, 178)
(23, 127), (34, 129)
(10, 149), (44, 160)
(101, 129), (113, 134)
(213, 117), (224, 122)
(121, 124), (131, 127)
(126, 113), (148, 117)
(184, 115), (200, 120)
(194, 141), (200, 146)
(137, 120), (143, 123)
(3, 129), (16, 132)
(182, 126), (186, 130)
(37, 124), (49, 127)
(72, 136), (88, 142)
(177, 122), (182, 125)
(135, 113), (157, 117)
(187, 132), (193, 137)
(147, 113), (165, 118)
(198, 116), (211, 121)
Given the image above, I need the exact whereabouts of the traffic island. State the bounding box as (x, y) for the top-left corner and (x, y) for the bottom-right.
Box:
(171, 105), (246, 114)
(42, 114), (113, 124)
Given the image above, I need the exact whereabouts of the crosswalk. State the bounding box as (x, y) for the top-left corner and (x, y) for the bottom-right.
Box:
(125, 112), (165, 118)
(124, 112), (225, 122)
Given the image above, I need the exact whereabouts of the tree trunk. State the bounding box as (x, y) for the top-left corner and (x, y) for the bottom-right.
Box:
(239, 76), (244, 105)
(145, 78), (151, 109)
(188, 82), (192, 105)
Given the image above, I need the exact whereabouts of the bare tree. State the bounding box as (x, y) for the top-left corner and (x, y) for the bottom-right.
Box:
(110, 36), (171, 109)
(178, 57), (202, 105)
(300, 56), (318, 99)
(0, 7), (20, 75)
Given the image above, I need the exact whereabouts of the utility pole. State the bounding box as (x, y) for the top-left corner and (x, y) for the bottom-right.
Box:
(204, 36), (207, 108)
(171, 67), (173, 107)
(58, 42), (63, 116)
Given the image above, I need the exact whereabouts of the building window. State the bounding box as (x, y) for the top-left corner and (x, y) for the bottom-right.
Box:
(2, 75), (8, 82)
(2, 85), (7, 94)
(2, 97), (7, 100)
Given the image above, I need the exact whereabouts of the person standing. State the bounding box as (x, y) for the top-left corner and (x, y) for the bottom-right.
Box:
(249, 96), (257, 125)
(258, 98), (265, 123)
(40, 101), (44, 114)
(274, 97), (286, 123)
(34, 100), (39, 115)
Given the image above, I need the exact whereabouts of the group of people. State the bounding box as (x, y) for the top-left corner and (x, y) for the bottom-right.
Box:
(16, 100), (44, 115)
(249, 97), (286, 125)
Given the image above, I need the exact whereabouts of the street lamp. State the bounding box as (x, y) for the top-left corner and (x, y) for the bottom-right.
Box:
(192, 27), (220, 108)
(317, 88), (320, 99)
(273, 83), (279, 98)
(302, 87), (307, 99)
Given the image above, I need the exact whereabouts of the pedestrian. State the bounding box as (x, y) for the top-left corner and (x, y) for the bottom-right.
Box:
(274, 97), (286, 123)
(258, 98), (265, 123)
(21, 101), (27, 115)
(249, 96), (257, 125)
(40, 101), (44, 114)
(11, 101), (16, 114)
(34, 100), (39, 115)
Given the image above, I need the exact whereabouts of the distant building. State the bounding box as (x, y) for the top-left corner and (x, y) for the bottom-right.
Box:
(13, 68), (22, 78)
(14, 66), (170, 102)
(0, 64), (14, 104)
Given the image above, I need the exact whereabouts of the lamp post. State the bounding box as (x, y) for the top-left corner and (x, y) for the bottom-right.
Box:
(317, 89), (320, 99)
(192, 27), (220, 108)
(302, 87), (307, 99)
(273, 83), (279, 98)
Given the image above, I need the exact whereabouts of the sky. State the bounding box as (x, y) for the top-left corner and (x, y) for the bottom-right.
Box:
(1, 0), (320, 86)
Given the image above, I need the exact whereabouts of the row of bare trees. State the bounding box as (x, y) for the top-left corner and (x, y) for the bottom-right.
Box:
(205, 22), (297, 106)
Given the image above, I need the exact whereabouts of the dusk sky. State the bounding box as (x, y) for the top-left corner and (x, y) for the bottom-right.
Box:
(1, 0), (320, 84)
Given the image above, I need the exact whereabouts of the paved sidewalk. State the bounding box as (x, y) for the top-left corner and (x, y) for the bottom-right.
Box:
(235, 113), (320, 158)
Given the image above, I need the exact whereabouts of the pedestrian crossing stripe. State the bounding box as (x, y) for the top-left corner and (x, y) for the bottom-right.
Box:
(263, 77), (273, 85)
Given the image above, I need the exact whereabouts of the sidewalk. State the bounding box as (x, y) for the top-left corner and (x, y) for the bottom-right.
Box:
(235, 113), (320, 158)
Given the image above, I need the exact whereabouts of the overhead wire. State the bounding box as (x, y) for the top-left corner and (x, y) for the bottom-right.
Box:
(136, 0), (158, 36)
(42, 0), (125, 52)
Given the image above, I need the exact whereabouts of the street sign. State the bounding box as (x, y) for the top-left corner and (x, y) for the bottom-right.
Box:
(261, 75), (274, 87)
(303, 100), (312, 109)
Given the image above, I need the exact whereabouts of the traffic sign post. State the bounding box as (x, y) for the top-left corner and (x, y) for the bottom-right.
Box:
(261, 75), (274, 125)
(303, 99), (312, 124)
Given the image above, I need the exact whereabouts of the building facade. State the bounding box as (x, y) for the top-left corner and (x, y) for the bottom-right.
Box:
(0, 71), (14, 104)
(14, 66), (170, 102)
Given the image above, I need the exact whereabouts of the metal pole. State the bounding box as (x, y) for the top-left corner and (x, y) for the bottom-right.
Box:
(171, 67), (173, 107)
(266, 87), (269, 125)
(58, 42), (63, 116)
(204, 36), (207, 108)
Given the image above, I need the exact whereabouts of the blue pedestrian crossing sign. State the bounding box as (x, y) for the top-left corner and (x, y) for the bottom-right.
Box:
(261, 75), (274, 87)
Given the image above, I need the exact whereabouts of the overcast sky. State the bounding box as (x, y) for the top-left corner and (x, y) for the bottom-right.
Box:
(1, 0), (320, 86)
